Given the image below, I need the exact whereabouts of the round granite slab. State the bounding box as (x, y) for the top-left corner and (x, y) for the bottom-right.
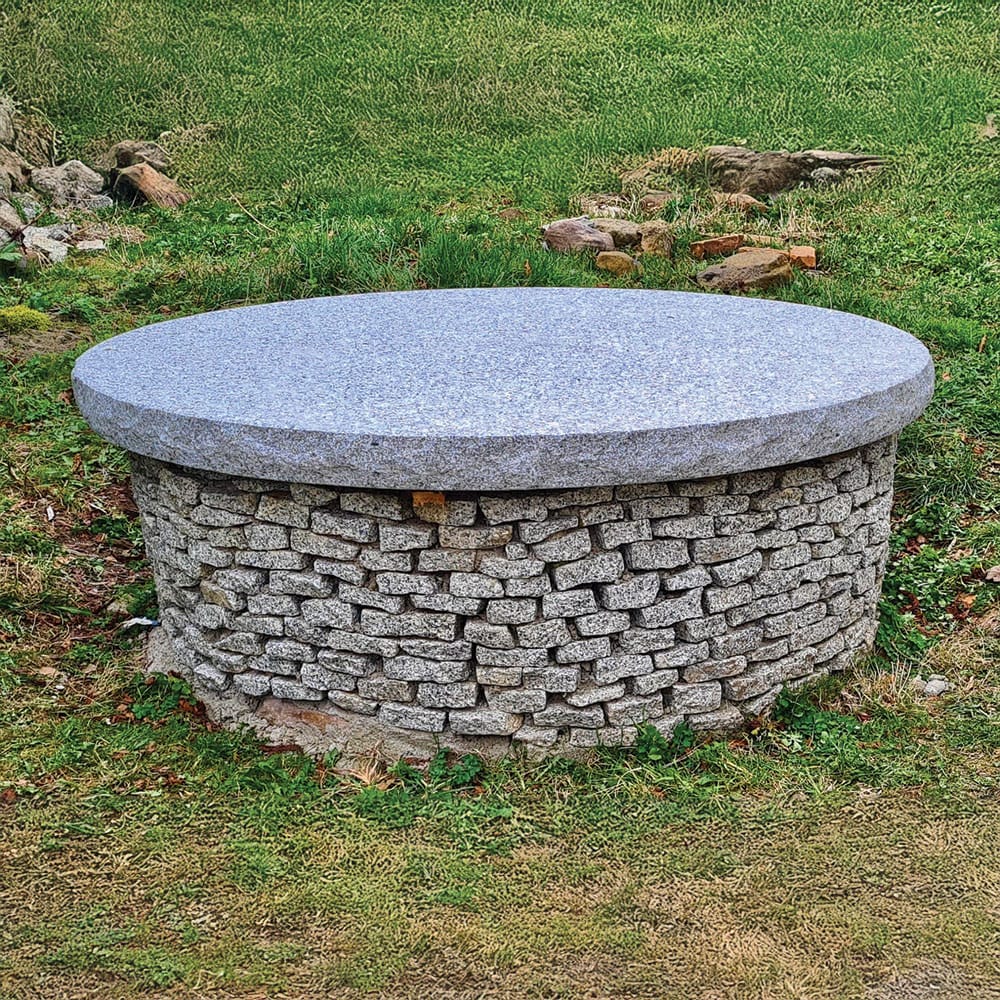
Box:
(72, 288), (934, 490)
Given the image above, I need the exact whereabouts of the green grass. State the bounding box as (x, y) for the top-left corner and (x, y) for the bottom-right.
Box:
(1, 0), (1000, 996)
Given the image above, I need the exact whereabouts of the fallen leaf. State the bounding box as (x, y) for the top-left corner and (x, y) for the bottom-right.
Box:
(985, 565), (1000, 582)
(980, 113), (998, 140)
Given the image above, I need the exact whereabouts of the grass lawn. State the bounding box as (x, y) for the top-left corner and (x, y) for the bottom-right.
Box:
(1, 1), (1000, 996)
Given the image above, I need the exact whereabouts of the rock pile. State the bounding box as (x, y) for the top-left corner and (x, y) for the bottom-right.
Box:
(0, 95), (190, 266)
(537, 145), (880, 290)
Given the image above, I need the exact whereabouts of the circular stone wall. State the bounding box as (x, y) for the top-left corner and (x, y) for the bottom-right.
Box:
(134, 437), (895, 758)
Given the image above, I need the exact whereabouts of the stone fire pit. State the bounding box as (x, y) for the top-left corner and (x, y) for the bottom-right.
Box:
(72, 288), (933, 757)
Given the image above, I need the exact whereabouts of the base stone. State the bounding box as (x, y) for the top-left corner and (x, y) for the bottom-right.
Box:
(133, 438), (895, 759)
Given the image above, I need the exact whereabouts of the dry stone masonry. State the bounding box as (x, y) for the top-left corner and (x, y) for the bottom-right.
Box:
(132, 437), (894, 753)
(72, 288), (933, 758)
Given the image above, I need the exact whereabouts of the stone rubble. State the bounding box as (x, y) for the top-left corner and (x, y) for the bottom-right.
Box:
(132, 436), (896, 756)
(0, 92), (187, 266)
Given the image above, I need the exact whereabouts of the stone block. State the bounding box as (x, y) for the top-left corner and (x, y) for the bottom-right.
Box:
(400, 639), (473, 660)
(660, 565), (712, 591)
(566, 681), (626, 707)
(479, 495), (548, 525)
(271, 678), (325, 701)
(543, 589), (598, 618)
(290, 530), (359, 559)
(684, 656), (747, 682)
(710, 626), (763, 658)
(300, 662), (356, 691)
(378, 702), (446, 732)
(360, 609), (458, 640)
(555, 637), (611, 664)
(596, 518), (653, 549)
(520, 515), (580, 544)
(617, 627), (676, 654)
(339, 583), (405, 614)
(383, 656), (470, 683)
(533, 701), (604, 728)
(634, 590), (703, 628)
(670, 681), (722, 713)
(464, 620), (516, 648)
(652, 515), (715, 538)
(531, 529), (593, 562)
(632, 668), (679, 695)
(359, 549), (412, 572)
(313, 559), (367, 585)
(476, 647), (549, 670)
(600, 573), (660, 610)
(379, 522), (436, 551)
(417, 681), (479, 709)
(357, 675), (416, 701)
(625, 539), (688, 571)
(257, 494), (310, 528)
(479, 555), (547, 579)
(593, 653), (653, 685)
(450, 708), (523, 735)
(485, 687), (547, 713)
(341, 492), (410, 520)
(605, 694), (663, 726)
(417, 549), (477, 572)
(575, 610), (631, 636)
(376, 572), (437, 596)
(486, 598), (538, 625)
(413, 593), (484, 615)
(310, 509), (377, 542)
(301, 599), (356, 629)
(523, 665), (580, 692)
(517, 619), (572, 649)
(553, 551), (625, 590)
(439, 525), (513, 548)
(504, 576), (552, 597)
(316, 650), (377, 676)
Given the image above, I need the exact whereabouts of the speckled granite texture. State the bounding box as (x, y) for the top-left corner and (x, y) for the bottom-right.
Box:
(134, 438), (895, 757)
(73, 288), (933, 490)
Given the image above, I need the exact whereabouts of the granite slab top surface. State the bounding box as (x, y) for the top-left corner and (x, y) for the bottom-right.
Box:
(71, 287), (934, 490)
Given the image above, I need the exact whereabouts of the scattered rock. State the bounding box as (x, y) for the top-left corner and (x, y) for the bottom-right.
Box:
(10, 192), (41, 221)
(575, 193), (629, 218)
(542, 216), (614, 253)
(696, 248), (792, 292)
(97, 139), (171, 175)
(637, 190), (679, 215)
(923, 677), (952, 697)
(637, 219), (674, 257)
(22, 233), (69, 265)
(984, 564), (1000, 582)
(590, 218), (642, 248)
(713, 191), (768, 215)
(691, 233), (744, 259)
(596, 250), (641, 277)
(0, 200), (22, 235)
(789, 245), (818, 268)
(30, 159), (105, 207)
(705, 145), (884, 196)
(113, 162), (192, 209)
(909, 676), (927, 694)
(73, 239), (107, 253)
(0, 147), (32, 192)
(810, 167), (840, 186)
